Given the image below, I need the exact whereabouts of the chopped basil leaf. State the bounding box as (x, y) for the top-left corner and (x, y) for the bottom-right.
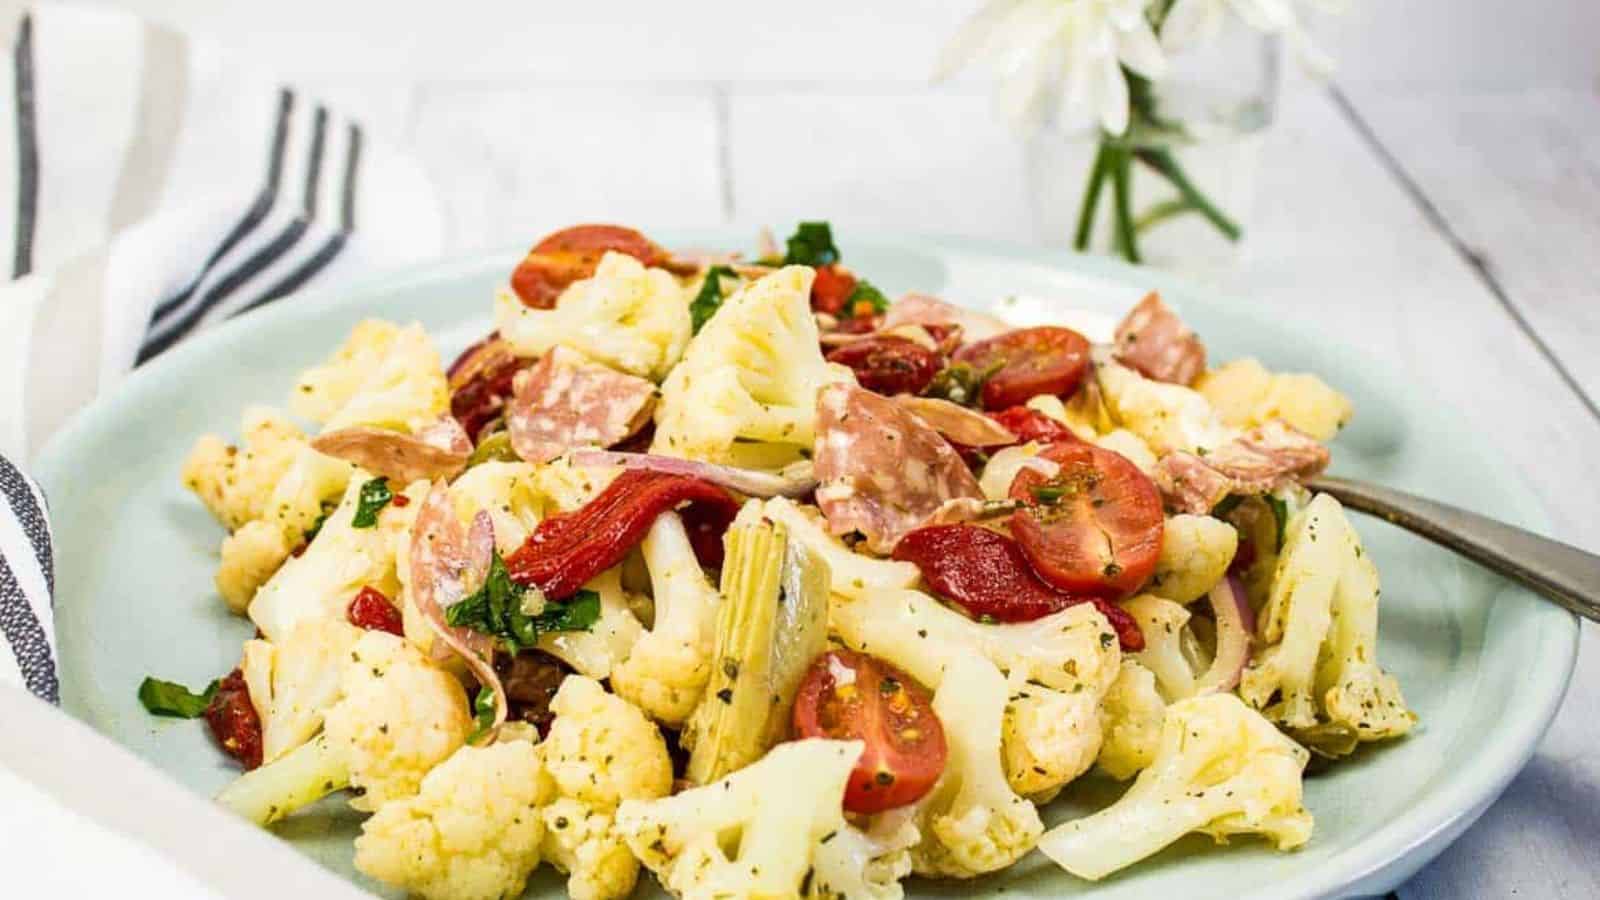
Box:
(782, 221), (840, 267)
(1265, 494), (1289, 551)
(689, 265), (735, 334)
(352, 477), (393, 528)
(468, 685), (496, 743)
(445, 552), (601, 652)
(138, 676), (218, 718)
(845, 279), (889, 316)
(303, 499), (337, 543)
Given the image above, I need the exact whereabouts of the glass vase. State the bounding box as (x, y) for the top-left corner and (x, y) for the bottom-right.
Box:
(1024, 23), (1281, 275)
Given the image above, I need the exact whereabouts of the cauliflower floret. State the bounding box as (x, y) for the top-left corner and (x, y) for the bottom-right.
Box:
(1122, 594), (1199, 701)
(239, 619), (365, 763)
(760, 497), (919, 599)
(911, 653), (1044, 878)
(1001, 676), (1102, 802)
(182, 406), (306, 531)
(539, 676), (673, 900)
(1197, 358), (1353, 442)
(1093, 428), (1158, 473)
(535, 568), (644, 680)
(1240, 494), (1415, 750)
(247, 474), (424, 642)
(448, 461), (548, 553)
(1038, 693), (1313, 881)
(618, 738), (910, 900)
(496, 252), (691, 380)
(830, 589), (1120, 697)
(1096, 659), (1166, 780)
(216, 630), (471, 824)
(652, 265), (854, 469)
(355, 736), (551, 900)
(1096, 358), (1233, 455)
(535, 455), (621, 513)
(291, 319), (449, 432)
(611, 511), (722, 727)
(1149, 513), (1238, 603)
(215, 520), (294, 614)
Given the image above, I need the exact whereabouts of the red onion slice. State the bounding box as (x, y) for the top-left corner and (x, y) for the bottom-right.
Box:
(1195, 574), (1254, 694)
(568, 449), (818, 498)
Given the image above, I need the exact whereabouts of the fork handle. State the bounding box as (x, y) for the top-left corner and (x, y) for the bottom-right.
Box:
(1306, 475), (1600, 624)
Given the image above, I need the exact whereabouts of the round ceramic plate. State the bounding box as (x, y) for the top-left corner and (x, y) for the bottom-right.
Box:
(34, 231), (1578, 900)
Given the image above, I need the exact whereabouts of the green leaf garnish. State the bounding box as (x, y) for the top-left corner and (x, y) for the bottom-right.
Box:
(445, 551), (602, 652)
(782, 221), (840, 267)
(352, 477), (394, 528)
(690, 265), (735, 334)
(138, 676), (218, 718)
(303, 499), (338, 543)
(845, 279), (889, 316)
(468, 684), (496, 743)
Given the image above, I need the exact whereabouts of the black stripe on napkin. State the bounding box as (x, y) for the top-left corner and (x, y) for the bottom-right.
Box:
(11, 13), (38, 279)
(0, 551), (58, 703)
(0, 455), (51, 600)
(239, 122), (362, 312)
(139, 103), (329, 363)
(136, 89), (294, 363)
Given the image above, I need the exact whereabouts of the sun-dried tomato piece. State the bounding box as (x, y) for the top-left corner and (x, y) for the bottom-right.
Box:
(988, 406), (1081, 446)
(510, 224), (669, 308)
(892, 524), (1143, 649)
(811, 263), (858, 316)
(447, 334), (533, 441)
(825, 336), (943, 396)
(347, 586), (404, 636)
(505, 470), (739, 599)
(204, 669), (263, 770)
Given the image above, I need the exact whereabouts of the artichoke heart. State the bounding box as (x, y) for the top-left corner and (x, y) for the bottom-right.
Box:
(682, 501), (830, 784)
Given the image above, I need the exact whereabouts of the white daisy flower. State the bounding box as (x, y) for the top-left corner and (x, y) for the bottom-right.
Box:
(1161, 0), (1338, 74)
(937, 0), (1169, 137)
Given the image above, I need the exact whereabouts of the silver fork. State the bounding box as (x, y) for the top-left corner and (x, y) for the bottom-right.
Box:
(1307, 475), (1600, 623)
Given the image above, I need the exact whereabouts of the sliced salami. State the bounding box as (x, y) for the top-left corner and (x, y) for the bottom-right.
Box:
(1155, 421), (1330, 513)
(408, 482), (507, 734)
(882, 292), (1010, 342)
(812, 383), (985, 554)
(507, 345), (658, 464)
(1113, 292), (1207, 386)
(310, 416), (471, 483)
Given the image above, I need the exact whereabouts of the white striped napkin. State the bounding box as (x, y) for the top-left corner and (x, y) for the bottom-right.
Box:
(0, 2), (443, 697)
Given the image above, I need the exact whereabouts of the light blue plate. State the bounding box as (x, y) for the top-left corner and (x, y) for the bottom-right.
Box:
(34, 231), (1578, 899)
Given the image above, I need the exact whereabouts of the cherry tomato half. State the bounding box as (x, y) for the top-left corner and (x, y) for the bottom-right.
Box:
(951, 326), (1091, 410)
(793, 649), (948, 814)
(988, 406), (1081, 446)
(1008, 441), (1164, 596)
(510, 224), (668, 308)
(826, 336), (943, 396)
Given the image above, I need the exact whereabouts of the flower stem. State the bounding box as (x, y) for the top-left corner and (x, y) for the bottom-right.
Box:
(1073, 140), (1113, 251)
(1135, 147), (1243, 242)
(1109, 146), (1141, 263)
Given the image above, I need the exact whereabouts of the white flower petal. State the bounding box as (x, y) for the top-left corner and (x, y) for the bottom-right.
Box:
(1228, 0), (1295, 31)
(1161, 0), (1224, 51)
(1117, 22), (1169, 78)
(933, 0), (1028, 82)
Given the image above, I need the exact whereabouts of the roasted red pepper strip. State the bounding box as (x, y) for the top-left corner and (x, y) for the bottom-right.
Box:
(892, 524), (1144, 650)
(204, 669), (263, 770)
(348, 585), (405, 636)
(505, 469), (739, 599)
(988, 406), (1080, 445)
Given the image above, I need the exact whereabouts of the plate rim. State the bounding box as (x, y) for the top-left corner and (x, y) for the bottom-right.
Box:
(33, 233), (1581, 900)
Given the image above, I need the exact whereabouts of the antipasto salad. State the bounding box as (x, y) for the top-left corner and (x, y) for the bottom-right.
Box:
(141, 222), (1417, 900)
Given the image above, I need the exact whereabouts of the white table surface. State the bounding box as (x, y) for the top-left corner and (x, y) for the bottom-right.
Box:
(10, 2), (1600, 897)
